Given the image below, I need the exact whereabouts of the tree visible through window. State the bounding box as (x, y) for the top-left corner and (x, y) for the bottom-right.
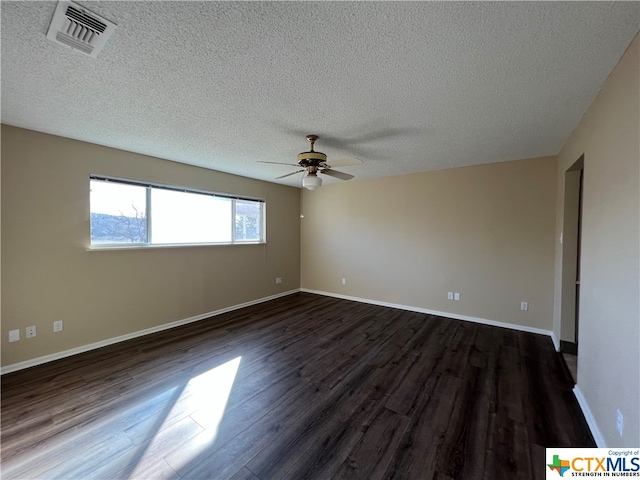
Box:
(90, 181), (147, 244)
(235, 199), (262, 242)
(89, 177), (264, 246)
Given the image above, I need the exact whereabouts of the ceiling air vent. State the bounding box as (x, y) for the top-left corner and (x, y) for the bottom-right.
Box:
(46, 1), (117, 58)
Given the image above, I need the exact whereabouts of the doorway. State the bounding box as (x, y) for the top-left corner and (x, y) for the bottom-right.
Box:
(560, 155), (583, 383)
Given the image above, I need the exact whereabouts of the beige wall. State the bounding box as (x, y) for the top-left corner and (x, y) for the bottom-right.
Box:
(301, 156), (558, 331)
(1, 126), (300, 367)
(553, 34), (639, 446)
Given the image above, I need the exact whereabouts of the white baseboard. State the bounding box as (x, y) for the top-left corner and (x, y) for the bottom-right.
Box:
(301, 288), (554, 338)
(1, 289), (300, 375)
(5, 287), (601, 447)
(2, 288), (555, 374)
(573, 385), (606, 447)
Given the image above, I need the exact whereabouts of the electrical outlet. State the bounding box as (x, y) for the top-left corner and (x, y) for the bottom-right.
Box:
(616, 409), (623, 436)
(520, 301), (528, 311)
(447, 292), (454, 300)
(9, 329), (20, 342)
(341, 278), (347, 285)
(454, 292), (460, 301)
(54, 320), (63, 332)
(275, 277), (282, 284)
(26, 325), (37, 338)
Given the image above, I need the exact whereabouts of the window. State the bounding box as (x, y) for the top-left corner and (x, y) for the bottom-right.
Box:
(90, 177), (264, 247)
(151, 189), (232, 244)
(235, 199), (263, 242)
(90, 180), (147, 244)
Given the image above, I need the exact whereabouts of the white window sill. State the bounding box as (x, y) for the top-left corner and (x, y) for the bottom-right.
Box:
(87, 242), (266, 252)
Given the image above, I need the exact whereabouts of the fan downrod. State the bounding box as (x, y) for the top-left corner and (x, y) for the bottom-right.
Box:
(306, 135), (319, 151)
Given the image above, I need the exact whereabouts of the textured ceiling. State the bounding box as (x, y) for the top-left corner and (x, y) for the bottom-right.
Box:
(2, 2), (638, 188)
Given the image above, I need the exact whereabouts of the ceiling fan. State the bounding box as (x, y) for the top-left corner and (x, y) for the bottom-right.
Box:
(260, 135), (358, 190)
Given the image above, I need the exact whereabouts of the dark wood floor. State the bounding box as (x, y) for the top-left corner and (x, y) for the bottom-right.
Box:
(1, 293), (594, 479)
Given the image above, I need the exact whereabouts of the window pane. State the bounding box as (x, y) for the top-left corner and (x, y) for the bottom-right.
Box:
(90, 180), (147, 244)
(151, 189), (231, 244)
(235, 200), (263, 242)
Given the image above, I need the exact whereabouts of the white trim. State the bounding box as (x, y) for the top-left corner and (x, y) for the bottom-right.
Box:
(301, 288), (554, 338)
(6, 287), (599, 446)
(1, 289), (299, 375)
(573, 385), (607, 447)
(87, 241), (266, 252)
(2, 288), (556, 374)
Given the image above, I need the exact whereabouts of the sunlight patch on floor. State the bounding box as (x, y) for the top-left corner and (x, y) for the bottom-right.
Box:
(186, 356), (242, 428)
(131, 356), (242, 477)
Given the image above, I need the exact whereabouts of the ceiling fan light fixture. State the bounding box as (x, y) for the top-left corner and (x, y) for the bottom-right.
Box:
(302, 172), (322, 190)
(259, 134), (356, 188)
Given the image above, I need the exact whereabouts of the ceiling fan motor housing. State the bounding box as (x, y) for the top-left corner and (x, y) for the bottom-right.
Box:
(297, 150), (327, 168)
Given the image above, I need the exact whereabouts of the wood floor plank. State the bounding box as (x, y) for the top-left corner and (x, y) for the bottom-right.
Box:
(434, 363), (491, 479)
(0, 292), (595, 480)
(382, 373), (463, 479)
(164, 373), (309, 473)
(86, 416), (204, 479)
(332, 407), (410, 480)
(228, 467), (261, 480)
(244, 360), (380, 479)
(384, 318), (452, 417)
(169, 381), (330, 479)
(1, 377), (191, 478)
(36, 431), (136, 480)
(130, 458), (180, 480)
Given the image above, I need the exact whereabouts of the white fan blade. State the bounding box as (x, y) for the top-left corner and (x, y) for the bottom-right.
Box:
(325, 157), (364, 168)
(321, 169), (354, 181)
(259, 161), (299, 166)
(276, 169), (305, 179)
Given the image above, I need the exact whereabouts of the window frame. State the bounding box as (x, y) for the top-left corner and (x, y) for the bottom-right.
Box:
(89, 175), (266, 249)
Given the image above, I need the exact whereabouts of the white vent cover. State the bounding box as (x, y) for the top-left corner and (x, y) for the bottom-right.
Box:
(46, 1), (117, 58)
